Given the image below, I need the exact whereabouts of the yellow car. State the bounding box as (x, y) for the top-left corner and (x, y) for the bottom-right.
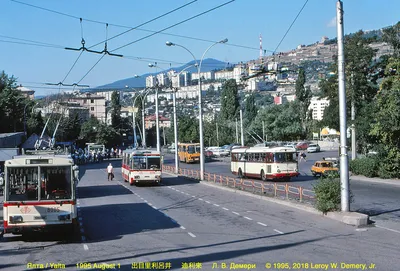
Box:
(311, 161), (339, 177)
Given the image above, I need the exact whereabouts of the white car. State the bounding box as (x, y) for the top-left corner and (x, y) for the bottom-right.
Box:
(307, 144), (321, 153)
(206, 147), (230, 157)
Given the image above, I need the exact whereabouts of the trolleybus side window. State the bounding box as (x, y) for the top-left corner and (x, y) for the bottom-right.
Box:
(7, 167), (39, 201)
(148, 157), (160, 170)
(40, 166), (72, 200)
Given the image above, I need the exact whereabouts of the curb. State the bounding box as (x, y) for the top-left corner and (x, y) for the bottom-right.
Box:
(164, 172), (368, 227)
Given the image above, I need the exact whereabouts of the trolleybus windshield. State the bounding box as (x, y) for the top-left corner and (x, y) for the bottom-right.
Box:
(273, 152), (297, 163)
(7, 166), (72, 201)
(131, 156), (161, 170)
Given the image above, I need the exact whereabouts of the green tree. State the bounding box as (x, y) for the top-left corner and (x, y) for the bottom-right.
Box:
(63, 114), (81, 141)
(295, 68), (312, 132)
(110, 91), (122, 130)
(244, 93), (258, 123)
(27, 111), (45, 136)
(220, 79), (240, 121)
(79, 117), (100, 143)
(370, 56), (400, 177)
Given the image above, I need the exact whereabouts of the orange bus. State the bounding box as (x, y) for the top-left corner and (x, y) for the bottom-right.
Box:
(178, 143), (200, 163)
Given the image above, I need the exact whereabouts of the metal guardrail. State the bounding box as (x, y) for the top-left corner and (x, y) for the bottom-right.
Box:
(162, 165), (316, 204)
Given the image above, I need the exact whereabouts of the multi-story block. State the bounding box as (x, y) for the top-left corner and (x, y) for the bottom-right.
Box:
(146, 75), (157, 88)
(71, 93), (106, 123)
(144, 115), (171, 129)
(308, 97), (330, 120)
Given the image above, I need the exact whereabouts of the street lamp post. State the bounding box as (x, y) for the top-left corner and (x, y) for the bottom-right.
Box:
(148, 63), (162, 152)
(166, 38), (228, 181)
(141, 88), (151, 148)
(168, 64), (198, 175)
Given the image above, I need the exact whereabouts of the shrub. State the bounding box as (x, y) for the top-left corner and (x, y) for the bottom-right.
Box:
(349, 157), (378, 177)
(313, 173), (353, 214)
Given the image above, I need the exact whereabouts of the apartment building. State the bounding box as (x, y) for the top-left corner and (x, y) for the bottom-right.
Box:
(144, 115), (171, 129)
(71, 93), (107, 123)
(308, 97), (330, 120)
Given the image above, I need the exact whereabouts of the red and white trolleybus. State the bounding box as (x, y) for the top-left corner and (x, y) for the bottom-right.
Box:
(231, 146), (299, 181)
(121, 149), (162, 185)
(2, 154), (79, 235)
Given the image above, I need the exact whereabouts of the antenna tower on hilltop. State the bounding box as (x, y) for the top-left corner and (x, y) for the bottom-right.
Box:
(259, 33), (263, 59)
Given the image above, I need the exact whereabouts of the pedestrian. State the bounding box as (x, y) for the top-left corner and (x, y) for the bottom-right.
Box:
(107, 163), (114, 181)
(299, 151), (307, 162)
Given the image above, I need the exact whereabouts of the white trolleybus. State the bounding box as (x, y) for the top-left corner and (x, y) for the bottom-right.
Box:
(2, 154), (79, 236)
(122, 149), (162, 185)
(231, 146), (299, 181)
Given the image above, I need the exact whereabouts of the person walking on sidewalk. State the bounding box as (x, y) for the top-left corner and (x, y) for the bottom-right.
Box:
(107, 163), (114, 181)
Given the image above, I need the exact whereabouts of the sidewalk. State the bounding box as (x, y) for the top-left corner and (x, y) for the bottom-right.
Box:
(350, 174), (400, 187)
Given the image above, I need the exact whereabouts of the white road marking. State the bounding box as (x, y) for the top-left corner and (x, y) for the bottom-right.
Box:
(244, 216), (253, 221)
(257, 222), (267, 227)
(188, 232), (196, 238)
(175, 189), (180, 192)
(376, 225), (400, 234)
(83, 244), (89, 250)
(205, 201), (211, 204)
(274, 229), (284, 234)
(232, 211), (240, 215)
(213, 204), (220, 207)
(356, 228), (368, 232)
(222, 207), (229, 211)
(191, 196), (195, 198)
(199, 198), (204, 201)
(180, 226), (186, 230)
(144, 200), (148, 203)
(180, 191), (185, 194)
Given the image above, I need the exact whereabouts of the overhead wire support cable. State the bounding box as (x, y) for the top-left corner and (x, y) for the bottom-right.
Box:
(111, 0), (235, 52)
(65, 18), (104, 54)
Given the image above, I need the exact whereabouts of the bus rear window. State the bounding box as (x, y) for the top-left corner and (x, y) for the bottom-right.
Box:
(40, 166), (72, 200)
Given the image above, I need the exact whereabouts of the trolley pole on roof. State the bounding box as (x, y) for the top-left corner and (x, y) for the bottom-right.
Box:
(336, 0), (350, 212)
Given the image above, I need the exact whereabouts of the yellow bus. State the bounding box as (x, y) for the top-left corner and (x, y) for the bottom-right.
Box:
(178, 143), (201, 163)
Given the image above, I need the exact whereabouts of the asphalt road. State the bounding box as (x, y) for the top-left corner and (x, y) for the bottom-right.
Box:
(1, 161), (400, 270)
(163, 151), (400, 230)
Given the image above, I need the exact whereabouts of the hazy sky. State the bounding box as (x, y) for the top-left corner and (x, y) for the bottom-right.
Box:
(1, 0), (398, 96)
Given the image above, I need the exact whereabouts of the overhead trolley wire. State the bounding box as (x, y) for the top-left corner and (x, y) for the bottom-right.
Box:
(111, 0), (235, 52)
(9, 0), (265, 52)
(88, 0), (198, 49)
(273, 0), (309, 54)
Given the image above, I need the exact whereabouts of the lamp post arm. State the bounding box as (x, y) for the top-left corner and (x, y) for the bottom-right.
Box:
(199, 41), (222, 74)
(174, 44), (198, 67)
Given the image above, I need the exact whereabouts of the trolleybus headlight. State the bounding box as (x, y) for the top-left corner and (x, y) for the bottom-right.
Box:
(58, 214), (70, 221)
(9, 215), (23, 223)
(277, 169), (281, 173)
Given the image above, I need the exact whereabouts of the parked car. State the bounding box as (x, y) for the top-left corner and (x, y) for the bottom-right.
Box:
(311, 161), (339, 177)
(307, 144), (321, 153)
(296, 142), (309, 150)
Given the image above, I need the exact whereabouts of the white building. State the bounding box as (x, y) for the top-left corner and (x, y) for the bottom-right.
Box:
(309, 97), (330, 120)
(146, 75), (157, 88)
(191, 71), (215, 81)
(215, 70), (234, 81)
(157, 73), (169, 86)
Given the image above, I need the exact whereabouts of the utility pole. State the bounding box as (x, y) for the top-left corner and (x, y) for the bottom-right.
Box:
(155, 87), (160, 152)
(240, 109), (244, 146)
(216, 121), (219, 146)
(336, 0), (350, 212)
(163, 125), (166, 146)
(235, 118), (239, 144)
(262, 121), (265, 142)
